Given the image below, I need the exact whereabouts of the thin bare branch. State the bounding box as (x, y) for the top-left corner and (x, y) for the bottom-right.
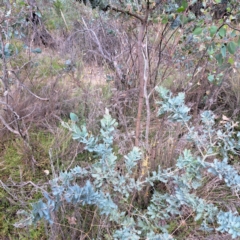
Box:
(0, 114), (20, 135)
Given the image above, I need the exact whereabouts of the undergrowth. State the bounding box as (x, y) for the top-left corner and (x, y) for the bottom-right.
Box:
(0, 130), (53, 238)
(12, 87), (240, 239)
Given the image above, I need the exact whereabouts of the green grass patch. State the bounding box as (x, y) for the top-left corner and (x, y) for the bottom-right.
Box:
(0, 129), (55, 238)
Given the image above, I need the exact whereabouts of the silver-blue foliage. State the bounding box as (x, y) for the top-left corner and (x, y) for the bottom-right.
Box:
(155, 86), (191, 123)
(14, 89), (240, 239)
(217, 211), (240, 239)
(208, 159), (240, 193)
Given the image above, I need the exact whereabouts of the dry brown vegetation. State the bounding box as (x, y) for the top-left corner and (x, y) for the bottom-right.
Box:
(0, 0), (240, 239)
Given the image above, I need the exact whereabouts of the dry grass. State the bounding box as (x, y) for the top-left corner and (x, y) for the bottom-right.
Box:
(1, 6), (240, 238)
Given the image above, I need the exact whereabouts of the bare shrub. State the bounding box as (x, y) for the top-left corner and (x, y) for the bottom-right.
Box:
(0, 78), (73, 137)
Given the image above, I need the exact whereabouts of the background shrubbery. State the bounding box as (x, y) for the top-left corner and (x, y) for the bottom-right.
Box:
(0, 0), (240, 239)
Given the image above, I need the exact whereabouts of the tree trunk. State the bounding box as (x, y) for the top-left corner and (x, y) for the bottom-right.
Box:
(135, 22), (146, 146)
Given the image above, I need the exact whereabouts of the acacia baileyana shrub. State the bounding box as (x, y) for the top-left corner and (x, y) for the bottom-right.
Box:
(15, 87), (240, 239)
